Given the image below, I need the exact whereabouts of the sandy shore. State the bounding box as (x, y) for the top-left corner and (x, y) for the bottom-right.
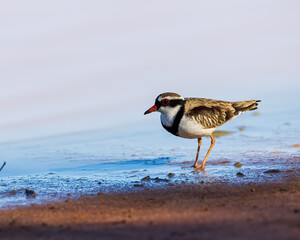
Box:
(0, 175), (299, 240)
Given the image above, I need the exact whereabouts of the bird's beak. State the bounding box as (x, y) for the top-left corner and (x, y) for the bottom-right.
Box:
(144, 105), (158, 115)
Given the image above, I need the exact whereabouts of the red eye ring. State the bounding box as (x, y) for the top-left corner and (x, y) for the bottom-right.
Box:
(162, 99), (170, 106)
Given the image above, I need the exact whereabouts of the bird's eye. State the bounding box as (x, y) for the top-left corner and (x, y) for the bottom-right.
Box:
(162, 99), (170, 106)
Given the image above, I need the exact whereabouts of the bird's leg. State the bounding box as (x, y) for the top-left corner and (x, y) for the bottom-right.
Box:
(192, 138), (202, 168)
(197, 135), (215, 170)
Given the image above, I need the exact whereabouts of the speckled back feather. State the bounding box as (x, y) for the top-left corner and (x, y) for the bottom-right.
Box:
(185, 98), (260, 129)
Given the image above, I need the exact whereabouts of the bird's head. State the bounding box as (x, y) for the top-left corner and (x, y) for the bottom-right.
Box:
(144, 92), (184, 115)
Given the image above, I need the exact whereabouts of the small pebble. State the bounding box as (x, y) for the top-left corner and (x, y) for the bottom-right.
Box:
(154, 177), (169, 183)
(294, 209), (300, 214)
(167, 173), (175, 178)
(279, 188), (287, 192)
(236, 172), (245, 177)
(141, 176), (151, 181)
(25, 188), (36, 197)
(112, 220), (126, 225)
(41, 222), (48, 227)
(133, 184), (144, 187)
(221, 160), (231, 164)
(234, 162), (242, 168)
(9, 219), (16, 226)
(263, 169), (280, 174)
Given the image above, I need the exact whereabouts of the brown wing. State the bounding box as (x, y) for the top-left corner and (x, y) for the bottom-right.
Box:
(185, 98), (260, 129)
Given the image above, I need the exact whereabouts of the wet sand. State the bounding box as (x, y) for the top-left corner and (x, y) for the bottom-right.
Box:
(0, 172), (299, 240)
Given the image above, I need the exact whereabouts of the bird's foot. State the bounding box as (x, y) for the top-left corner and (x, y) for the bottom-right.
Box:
(193, 164), (205, 171)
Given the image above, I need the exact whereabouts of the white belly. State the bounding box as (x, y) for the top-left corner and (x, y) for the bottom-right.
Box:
(178, 115), (216, 139)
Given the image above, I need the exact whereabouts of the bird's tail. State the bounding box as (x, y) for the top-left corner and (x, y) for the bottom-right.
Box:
(232, 100), (260, 116)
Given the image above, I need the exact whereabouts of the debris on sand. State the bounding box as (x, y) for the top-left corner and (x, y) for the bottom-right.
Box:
(0, 188), (37, 199)
(0, 161), (6, 172)
(25, 188), (36, 197)
(234, 162), (242, 168)
(236, 172), (245, 177)
(263, 169), (281, 174)
(0, 190), (17, 199)
(141, 176), (169, 183)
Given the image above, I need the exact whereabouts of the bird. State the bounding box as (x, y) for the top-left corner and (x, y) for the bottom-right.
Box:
(144, 92), (260, 170)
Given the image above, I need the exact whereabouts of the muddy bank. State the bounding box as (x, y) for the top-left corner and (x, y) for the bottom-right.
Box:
(0, 175), (299, 240)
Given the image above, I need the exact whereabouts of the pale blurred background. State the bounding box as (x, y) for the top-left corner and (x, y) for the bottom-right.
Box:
(1, 0), (299, 142)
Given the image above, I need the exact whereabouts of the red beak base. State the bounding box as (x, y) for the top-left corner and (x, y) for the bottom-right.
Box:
(144, 105), (158, 115)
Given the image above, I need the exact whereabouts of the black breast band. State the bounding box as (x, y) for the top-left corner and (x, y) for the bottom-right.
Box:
(161, 100), (185, 136)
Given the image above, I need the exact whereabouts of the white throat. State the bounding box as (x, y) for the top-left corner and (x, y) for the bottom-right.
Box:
(160, 105), (182, 127)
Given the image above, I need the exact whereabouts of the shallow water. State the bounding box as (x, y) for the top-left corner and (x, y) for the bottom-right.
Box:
(0, 107), (299, 209)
